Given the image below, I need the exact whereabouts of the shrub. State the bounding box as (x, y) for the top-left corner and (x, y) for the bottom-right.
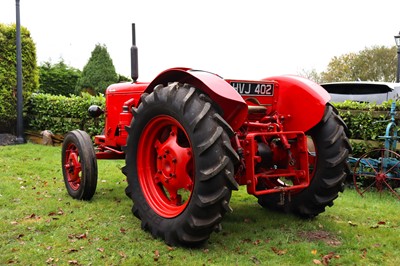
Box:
(0, 23), (39, 133)
(38, 60), (81, 96)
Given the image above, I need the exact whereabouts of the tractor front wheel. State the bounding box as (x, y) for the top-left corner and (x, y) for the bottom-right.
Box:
(61, 130), (98, 200)
(123, 83), (238, 246)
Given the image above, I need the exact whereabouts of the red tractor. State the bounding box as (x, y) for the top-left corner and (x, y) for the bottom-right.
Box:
(62, 24), (351, 246)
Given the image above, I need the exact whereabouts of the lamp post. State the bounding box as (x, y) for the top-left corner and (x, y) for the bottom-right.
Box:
(15, 0), (25, 143)
(395, 31), (400, 83)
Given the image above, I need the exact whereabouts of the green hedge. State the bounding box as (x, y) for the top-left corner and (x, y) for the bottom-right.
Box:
(332, 100), (400, 156)
(26, 93), (105, 136)
(24, 94), (398, 154)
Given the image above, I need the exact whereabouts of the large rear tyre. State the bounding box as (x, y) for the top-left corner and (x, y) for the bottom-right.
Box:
(257, 105), (351, 217)
(123, 83), (239, 246)
(61, 130), (98, 200)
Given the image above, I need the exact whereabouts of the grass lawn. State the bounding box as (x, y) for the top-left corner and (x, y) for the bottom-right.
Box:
(1, 143), (399, 265)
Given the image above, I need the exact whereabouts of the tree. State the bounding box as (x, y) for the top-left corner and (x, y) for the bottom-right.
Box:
(39, 59), (81, 96)
(297, 68), (323, 83)
(0, 23), (38, 133)
(76, 44), (118, 95)
(321, 46), (397, 82)
(118, 74), (132, 83)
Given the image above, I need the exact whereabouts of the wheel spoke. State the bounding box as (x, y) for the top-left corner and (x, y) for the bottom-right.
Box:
(382, 157), (400, 175)
(382, 179), (400, 200)
(363, 157), (379, 176)
(359, 179), (377, 195)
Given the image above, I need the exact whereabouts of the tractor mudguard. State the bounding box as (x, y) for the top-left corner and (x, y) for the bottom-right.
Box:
(145, 68), (248, 131)
(263, 75), (331, 132)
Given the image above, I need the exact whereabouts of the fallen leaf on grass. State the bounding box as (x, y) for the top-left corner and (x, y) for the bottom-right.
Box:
(251, 256), (261, 264)
(154, 250), (160, 261)
(348, 221), (357, 226)
(370, 220), (387, 229)
(68, 233), (87, 240)
(97, 248), (105, 252)
(360, 248), (367, 259)
(271, 247), (287, 255)
(313, 259), (322, 264)
(66, 248), (79, 254)
(57, 208), (64, 215)
(311, 249), (318, 255)
(25, 213), (39, 220)
(119, 251), (127, 258)
(253, 239), (261, 245)
(321, 252), (339, 265)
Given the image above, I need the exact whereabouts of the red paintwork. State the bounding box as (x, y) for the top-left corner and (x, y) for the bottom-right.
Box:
(262, 75), (330, 132)
(146, 68), (248, 131)
(92, 68), (332, 196)
(242, 130), (310, 195)
(64, 143), (82, 191)
(99, 81), (148, 148)
(137, 115), (194, 218)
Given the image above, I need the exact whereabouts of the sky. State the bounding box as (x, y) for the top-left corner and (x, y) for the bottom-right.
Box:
(0, 0), (399, 81)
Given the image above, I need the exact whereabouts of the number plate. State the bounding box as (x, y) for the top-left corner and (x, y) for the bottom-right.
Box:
(230, 81), (274, 96)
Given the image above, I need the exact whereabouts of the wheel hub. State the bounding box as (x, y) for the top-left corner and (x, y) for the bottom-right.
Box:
(154, 128), (193, 198)
(157, 148), (177, 184)
(65, 149), (81, 189)
(376, 173), (386, 182)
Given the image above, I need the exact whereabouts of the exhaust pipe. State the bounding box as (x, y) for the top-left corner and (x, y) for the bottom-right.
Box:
(131, 23), (139, 82)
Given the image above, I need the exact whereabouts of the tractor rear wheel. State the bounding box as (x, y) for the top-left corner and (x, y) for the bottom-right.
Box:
(257, 104), (351, 218)
(123, 83), (239, 246)
(61, 130), (98, 200)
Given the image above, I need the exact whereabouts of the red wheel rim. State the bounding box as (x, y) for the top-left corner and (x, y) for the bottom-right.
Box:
(353, 149), (400, 199)
(137, 115), (194, 218)
(64, 143), (82, 191)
